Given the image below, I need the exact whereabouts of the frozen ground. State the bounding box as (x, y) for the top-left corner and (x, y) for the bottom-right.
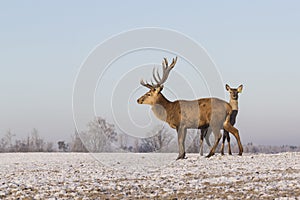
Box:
(0, 152), (299, 199)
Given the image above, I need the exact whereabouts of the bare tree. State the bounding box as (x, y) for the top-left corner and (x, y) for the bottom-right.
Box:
(139, 126), (174, 152)
(119, 133), (129, 151)
(58, 141), (68, 152)
(134, 139), (139, 153)
(28, 128), (44, 152)
(80, 117), (118, 152)
(45, 142), (54, 152)
(14, 139), (28, 152)
(1, 130), (16, 152)
(0, 130), (16, 152)
(70, 130), (88, 152)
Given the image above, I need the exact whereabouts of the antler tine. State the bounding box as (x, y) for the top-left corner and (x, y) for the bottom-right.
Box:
(140, 79), (153, 89)
(156, 68), (162, 82)
(169, 56), (178, 68)
(163, 58), (168, 69)
(156, 56), (177, 86)
(152, 67), (160, 84)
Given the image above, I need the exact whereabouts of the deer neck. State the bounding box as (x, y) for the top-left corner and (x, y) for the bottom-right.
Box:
(229, 98), (239, 111)
(151, 93), (171, 122)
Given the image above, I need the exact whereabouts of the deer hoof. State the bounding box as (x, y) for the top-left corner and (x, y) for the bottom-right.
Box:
(206, 153), (214, 158)
(176, 153), (186, 160)
(238, 153), (243, 156)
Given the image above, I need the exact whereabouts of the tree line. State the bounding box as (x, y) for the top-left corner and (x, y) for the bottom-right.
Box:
(0, 128), (54, 152)
(1, 117), (299, 154)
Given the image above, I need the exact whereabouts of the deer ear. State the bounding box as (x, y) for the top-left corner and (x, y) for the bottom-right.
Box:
(237, 85), (243, 93)
(225, 84), (230, 91)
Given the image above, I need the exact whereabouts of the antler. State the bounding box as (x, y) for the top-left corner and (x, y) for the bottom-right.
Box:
(140, 79), (154, 89)
(140, 56), (177, 89)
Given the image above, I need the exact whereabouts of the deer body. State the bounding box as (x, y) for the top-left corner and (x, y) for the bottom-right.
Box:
(150, 95), (231, 129)
(137, 57), (243, 159)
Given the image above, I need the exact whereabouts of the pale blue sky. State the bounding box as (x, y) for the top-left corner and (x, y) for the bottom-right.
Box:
(0, 1), (300, 145)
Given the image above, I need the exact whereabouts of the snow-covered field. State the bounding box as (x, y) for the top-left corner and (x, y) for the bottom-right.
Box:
(0, 152), (299, 199)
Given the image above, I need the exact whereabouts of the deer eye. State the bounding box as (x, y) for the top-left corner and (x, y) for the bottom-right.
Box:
(147, 93), (151, 96)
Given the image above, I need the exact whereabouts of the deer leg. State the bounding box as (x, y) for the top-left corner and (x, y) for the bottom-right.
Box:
(223, 120), (243, 156)
(199, 128), (207, 156)
(227, 112), (237, 156)
(226, 131), (232, 155)
(176, 127), (187, 160)
(206, 128), (222, 158)
(221, 131), (231, 155)
(204, 127), (212, 147)
(220, 131), (226, 155)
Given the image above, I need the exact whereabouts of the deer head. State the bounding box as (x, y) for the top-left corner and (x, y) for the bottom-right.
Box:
(137, 57), (177, 105)
(225, 84), (243, 100)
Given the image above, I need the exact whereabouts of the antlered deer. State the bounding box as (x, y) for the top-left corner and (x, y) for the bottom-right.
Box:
(199, 84), (243, 156)
(137, 57), (243, 159)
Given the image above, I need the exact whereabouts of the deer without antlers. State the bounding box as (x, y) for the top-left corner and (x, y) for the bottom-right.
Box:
(137, 57), (243, 159)
(199, 84), (243, 156)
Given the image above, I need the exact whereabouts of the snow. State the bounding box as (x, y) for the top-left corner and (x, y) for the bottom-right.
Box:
(0, 152), (299, 199)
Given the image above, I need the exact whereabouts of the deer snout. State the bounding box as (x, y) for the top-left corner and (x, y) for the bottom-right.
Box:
(137, 97), (143, 104)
